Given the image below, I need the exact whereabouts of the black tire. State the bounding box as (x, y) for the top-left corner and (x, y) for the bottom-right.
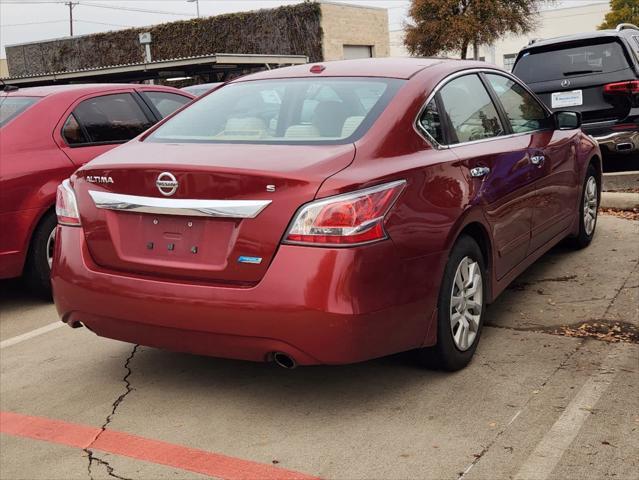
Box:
(570, 165), (599, 249)
(24, 211), (57, 299)
(417, 235), (486, 371)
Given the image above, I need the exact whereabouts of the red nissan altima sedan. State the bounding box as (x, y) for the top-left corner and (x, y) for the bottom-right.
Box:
(52, 59), (601, 370)
(0, 84), (193, 295)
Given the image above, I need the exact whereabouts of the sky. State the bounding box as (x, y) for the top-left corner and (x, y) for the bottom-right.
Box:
(0, 0), (610, 58)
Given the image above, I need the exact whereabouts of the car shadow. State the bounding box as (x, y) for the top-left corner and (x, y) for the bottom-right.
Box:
(0, 278), (51, 311)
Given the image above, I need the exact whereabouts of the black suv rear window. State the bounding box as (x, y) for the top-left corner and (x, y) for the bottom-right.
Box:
(514, 40), (631, 83)
(0, 96), (39, 127)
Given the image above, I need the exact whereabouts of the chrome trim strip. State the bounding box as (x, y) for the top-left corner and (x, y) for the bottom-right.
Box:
(88, 190), (272, 218)
(413, 67), (554, 150)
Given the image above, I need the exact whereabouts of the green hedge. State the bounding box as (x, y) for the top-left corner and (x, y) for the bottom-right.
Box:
(7, 2), (322, 77)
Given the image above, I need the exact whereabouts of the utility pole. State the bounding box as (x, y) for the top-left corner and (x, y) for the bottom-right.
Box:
(65, 2), (78, 36)
(187, 0), (200, 18)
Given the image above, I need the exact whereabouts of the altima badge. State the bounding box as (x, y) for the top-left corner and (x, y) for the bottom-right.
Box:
(156, 172), (178, 196)
(86, 176), (114, 184)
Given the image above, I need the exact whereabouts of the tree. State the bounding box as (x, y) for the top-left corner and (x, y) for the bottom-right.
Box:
(404, 0), (541, 60)
(598, 0), (639, 29)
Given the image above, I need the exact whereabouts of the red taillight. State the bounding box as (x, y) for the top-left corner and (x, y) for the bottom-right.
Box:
(284, 180), (406, 246)
(55, 179), (81, 226)
(603, 80), (639, 95)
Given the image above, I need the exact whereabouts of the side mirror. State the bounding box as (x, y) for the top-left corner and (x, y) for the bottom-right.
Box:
(554, 111), (581, 130)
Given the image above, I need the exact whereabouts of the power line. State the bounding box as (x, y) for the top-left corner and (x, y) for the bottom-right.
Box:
(1, 19), (68, 27)
(80, 2), (193, 16)
(0, 0), (194, 16)
(75, 18), (136, 27)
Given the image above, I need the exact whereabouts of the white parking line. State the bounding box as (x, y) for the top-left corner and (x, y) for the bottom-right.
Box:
(0, 322), (64, 350)
(514, 345), (629, 480)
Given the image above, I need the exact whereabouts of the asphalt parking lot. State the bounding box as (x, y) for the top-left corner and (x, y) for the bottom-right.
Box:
(1, 214), (638, 480)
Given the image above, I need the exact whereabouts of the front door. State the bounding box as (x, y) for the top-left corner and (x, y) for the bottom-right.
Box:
(483, 73), (579, 253)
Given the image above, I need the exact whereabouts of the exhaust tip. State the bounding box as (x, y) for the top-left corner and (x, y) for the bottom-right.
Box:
(616, 142), (633, 152)
(272, 352), (297, 369)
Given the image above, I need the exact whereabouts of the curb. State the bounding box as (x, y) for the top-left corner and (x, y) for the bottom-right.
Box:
(603, 171), (639, 192)
(600, 192), (639, 210)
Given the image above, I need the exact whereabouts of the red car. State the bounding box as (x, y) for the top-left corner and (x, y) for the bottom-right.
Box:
(52, 59), (601, 370)
(0, 84), (193, 295)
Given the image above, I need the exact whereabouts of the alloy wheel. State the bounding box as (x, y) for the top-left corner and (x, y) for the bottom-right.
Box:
(450, 256), (483, 351)
(583, 176), (598, 236)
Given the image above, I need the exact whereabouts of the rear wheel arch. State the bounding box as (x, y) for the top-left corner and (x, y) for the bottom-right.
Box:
(24, 204), (56, 253)
(589, 155), (602, 193)
(24, 206), (57, 297)
(455, 222), (493, 301)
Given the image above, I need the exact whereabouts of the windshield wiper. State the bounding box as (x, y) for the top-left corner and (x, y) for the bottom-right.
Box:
(563, 69), (603, 76)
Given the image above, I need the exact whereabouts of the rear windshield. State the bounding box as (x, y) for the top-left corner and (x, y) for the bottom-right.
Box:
(514, 40), (631, 83)
(147, 77), (404, 145)
(0, 96), (39, 127)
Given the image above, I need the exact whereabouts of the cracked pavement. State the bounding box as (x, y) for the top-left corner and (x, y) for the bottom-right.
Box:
(1, 214), (638, 480)
(84, 345), (139, 480)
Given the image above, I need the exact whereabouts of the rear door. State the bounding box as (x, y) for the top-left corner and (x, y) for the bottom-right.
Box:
(483, 72), (579, 252)
(436, 73), (536, 280)
(54, 91), (156, 167)
(513, 39), (637, 123)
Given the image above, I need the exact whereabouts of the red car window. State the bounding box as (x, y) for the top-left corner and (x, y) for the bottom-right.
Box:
(73, 93), (154, 144)
(0, 96), (39, 127)
(484, 73), (551, 133)
(143, 91), (191, 118)
(61, 113), (88, 145)
(147, 77), (404, 145)
(438, 74), (504, 144)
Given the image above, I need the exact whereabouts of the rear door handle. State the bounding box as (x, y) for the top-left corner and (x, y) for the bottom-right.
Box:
(531, 155), (545, 166)
(470, 166), (490, 178)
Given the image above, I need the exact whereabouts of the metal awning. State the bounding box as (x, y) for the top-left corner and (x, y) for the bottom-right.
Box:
(1, 53), (308, 87)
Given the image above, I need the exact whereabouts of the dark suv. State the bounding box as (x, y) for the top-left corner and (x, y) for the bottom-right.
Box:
(513, 23), (639, 158)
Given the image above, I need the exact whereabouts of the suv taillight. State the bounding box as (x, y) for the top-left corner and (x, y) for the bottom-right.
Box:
(56, 179), (81, 226)
(284, 180), (406, 246)
(603, 80), (639, 95)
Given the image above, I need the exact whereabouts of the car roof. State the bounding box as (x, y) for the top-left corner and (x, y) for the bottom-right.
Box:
(0, 83), (190, 98)
(234, 57), (452, 81)
(521, 28), (637, 51)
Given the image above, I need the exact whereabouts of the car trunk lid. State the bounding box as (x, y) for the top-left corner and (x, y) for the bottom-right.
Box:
(74, 141), (355, 284)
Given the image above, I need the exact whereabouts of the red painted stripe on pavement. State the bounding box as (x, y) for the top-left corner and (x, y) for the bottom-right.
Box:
(0, 411), (320, 480)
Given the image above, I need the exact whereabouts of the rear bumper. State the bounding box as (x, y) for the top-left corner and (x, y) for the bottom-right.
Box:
(52, 226), (443, 365)
(590, 129), (639, 154)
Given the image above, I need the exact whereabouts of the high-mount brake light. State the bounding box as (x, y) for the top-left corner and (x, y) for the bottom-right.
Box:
(56, 179), (81, 226)
(603, 80), (639, 95)
(284, 180), (406, 246)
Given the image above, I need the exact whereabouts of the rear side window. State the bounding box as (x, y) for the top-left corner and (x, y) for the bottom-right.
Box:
(485, 74), (551, 133)
(143, 91), (191, 118)
(62, 114), (88, 145)
(514, 40), (631, 83)
(0, 96), (39, 127)
(418, 99), (445, 145)
(438, 74), (504, 144)
(71, 93), (154, 144)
